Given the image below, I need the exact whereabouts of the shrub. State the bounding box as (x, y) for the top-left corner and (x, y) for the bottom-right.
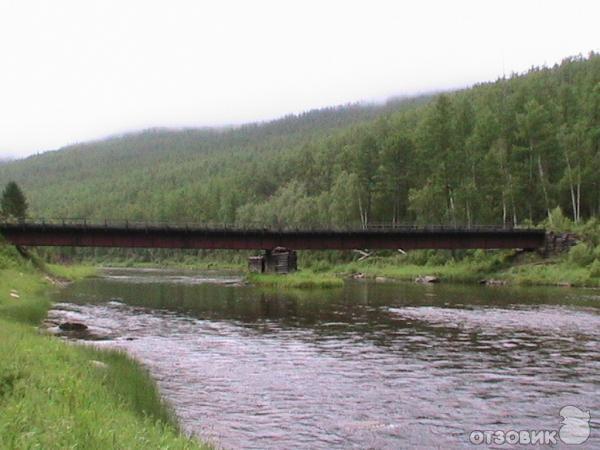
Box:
(547, 206), (572, 232)
(0, 241), (27, 270)
(568, 243), (593, 267)
(577, 218), (600, 245)
(426, 250), (454, 266)
(471, 249), (487, 262)
(405, 250), (429, 265)
(309, 260), (332, 273)
(590, 259), (600, 278)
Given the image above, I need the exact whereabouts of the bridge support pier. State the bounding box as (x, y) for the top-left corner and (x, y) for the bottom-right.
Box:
(248, 247), (297, 274)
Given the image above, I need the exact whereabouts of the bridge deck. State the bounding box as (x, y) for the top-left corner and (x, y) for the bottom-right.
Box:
(0, 222), (546, 250)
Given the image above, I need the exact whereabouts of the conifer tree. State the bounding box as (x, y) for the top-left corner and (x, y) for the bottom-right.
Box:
(1, 181), (28, 220)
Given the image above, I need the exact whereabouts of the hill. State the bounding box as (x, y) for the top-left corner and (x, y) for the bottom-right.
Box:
(1, 53), (598, 227)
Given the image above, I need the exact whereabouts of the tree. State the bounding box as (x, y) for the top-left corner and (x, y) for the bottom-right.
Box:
(328, 171), (361, 226)
(516, 99), (554, 221)
(557, 124), (585, 222)
(349, 132), (379, 228)
(417, 94), (458, 224)
(378, 131), (414, 224)
(1, 182), (28, 220)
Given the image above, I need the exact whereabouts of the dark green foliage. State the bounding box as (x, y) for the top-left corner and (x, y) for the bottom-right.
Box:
(1, 181), (28, 220)
(0, 53), (599, 229)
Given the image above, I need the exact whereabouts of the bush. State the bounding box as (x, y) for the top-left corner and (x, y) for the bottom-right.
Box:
(0, 244), (23, 270)
(568, 243), (594, 267)
(547, 206), (572, 232)
(309, 260), (332, 273)
(471, 249), (488, 262)
(577, 218), (600, 246)
(590, 259), (600, 278)
(426, 250), (454, 266)
(405, 250), (429, 265)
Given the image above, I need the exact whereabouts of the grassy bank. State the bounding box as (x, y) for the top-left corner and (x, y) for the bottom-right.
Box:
(52, 248), (599, 289)
(0, 248), (210, 449)
(45, 262), (98, 281)
(247, 270), (344, 289)
(320, 254), (600, 287)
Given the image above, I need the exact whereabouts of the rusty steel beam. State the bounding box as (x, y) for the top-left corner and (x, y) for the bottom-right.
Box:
(0, 223), (546, 250)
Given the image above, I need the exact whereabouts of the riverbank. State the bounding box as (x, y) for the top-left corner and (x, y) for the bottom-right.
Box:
(46, 248), (600, 289)
(45, 262), (99, 281)
(248, 247), (600, 289)
(326, 255), (600, 287)
(0, 247), (210, 449)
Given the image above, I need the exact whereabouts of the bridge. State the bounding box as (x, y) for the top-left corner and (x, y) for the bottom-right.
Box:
(0, 220), (546, 273)
(0, 220), (546, 251)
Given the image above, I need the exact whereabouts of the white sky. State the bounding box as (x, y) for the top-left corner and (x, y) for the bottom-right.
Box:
(0, 0), (598, 158)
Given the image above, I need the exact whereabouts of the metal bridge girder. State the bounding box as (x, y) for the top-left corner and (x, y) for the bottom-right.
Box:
(0, 222), (547, 251)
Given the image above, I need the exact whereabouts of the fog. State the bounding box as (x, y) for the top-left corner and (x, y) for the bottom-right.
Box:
(0, 0), (598, 157)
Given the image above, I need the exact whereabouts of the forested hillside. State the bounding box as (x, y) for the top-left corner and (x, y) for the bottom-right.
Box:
(1, 53), (599, 228)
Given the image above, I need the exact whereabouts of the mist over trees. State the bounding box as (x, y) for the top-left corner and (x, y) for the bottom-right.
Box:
(0, 53), (598, 228)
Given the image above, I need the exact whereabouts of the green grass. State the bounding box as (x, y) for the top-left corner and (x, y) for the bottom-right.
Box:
(0, 270), (52, 325)
(500, 262), (600, 287)
(337, 260), (600, 287)
(247, 270), (344, 288)
(295, 249), (600, 288)
(329, 261), (492, 283)
(46, 263), (98, 281)
(0, 321), (208, 449)
(0, 258), (211, 449)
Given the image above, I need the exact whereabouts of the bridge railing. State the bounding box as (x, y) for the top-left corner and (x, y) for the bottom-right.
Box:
(0, 218), (542, 232)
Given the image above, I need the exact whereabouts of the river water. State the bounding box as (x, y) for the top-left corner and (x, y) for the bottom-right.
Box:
(49, 268), (600, 449)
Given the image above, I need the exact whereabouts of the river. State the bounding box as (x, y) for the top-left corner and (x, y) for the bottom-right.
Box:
(48, 268), (600, 449)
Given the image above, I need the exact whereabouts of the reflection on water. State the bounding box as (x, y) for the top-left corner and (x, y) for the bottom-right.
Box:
(50, 268), (600, 449)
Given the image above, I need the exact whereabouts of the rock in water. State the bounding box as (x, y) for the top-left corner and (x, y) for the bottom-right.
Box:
(59, 322), (88, 331)
(415, 275), (439, 284)
(480, 279), (507, 286)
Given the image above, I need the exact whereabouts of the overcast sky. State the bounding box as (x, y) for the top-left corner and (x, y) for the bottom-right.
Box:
(0, 0), (598, 158)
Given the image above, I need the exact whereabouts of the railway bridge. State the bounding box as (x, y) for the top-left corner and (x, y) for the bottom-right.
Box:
(0, 220), (546, 273)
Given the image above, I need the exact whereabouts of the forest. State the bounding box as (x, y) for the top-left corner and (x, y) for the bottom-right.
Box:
(0, 53), (598, 229)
